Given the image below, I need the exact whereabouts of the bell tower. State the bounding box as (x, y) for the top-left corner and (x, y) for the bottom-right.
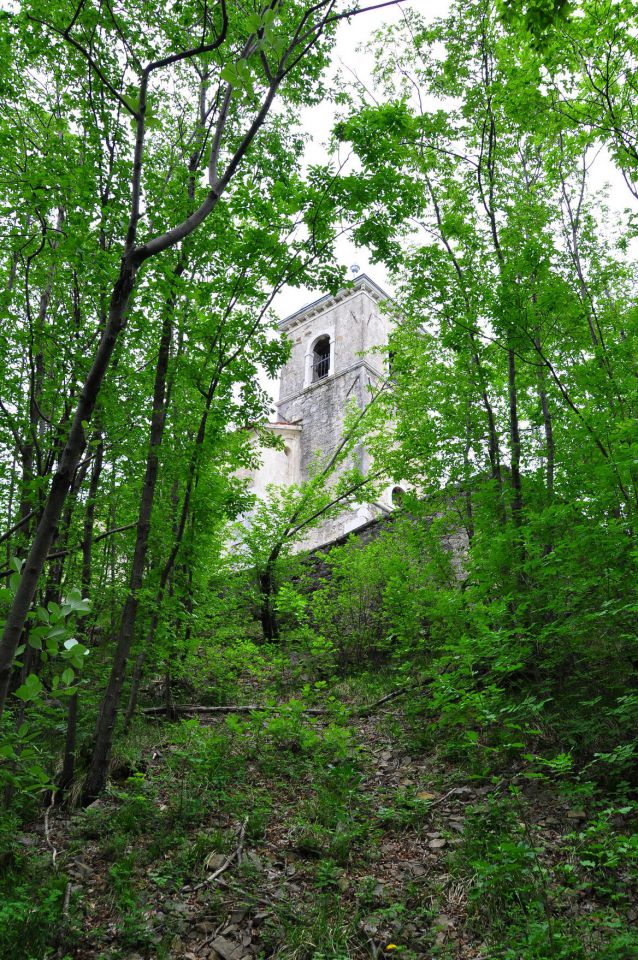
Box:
(274, 273), (393, 544)
(237, 274), (401, 549)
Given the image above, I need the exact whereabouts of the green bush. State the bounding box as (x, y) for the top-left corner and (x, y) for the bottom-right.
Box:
(0, 829), (72, 960)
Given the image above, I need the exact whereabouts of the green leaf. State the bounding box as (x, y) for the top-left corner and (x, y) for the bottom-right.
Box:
(47, 601), (62, 622)
(14, 674), (44, 702)
(36, 605), (50, 623)
(64, 588), (90, 614)
(27, 764), (49, 784)
(220, 64), (237, 85)
(60, 667), (75, 686)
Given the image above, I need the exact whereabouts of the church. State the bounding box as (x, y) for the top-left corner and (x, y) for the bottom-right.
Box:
(242, 272), (405, 551)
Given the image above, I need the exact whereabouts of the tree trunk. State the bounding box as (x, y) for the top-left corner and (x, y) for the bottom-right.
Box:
(82, 436), (104, 594)
(58, 433), (104, 795)
(0, 261), (137, 718)
(58, 692), (78, 795)
(123, 421), (208, 727)
(462, 415), (475, 541)
(259, 566), (279, 641)
(81, 289), (173, 802)
(507, 348), (523, 526)
(123, 649), (147, 732)
(164, 665), (176, 722)
(534, 337), (555, 501)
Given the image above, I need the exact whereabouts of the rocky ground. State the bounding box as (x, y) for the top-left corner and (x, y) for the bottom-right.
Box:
(23, 692), (636, 960)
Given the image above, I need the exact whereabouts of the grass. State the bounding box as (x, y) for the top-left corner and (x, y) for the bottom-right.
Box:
(5, 669), (638, 960)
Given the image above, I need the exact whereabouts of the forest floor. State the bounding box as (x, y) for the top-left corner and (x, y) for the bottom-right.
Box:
(18, 670), (638, 960)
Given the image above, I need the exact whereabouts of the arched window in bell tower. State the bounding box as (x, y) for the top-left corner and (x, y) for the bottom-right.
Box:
(391, 486), (406, 507)
(312, 335), (331, 382)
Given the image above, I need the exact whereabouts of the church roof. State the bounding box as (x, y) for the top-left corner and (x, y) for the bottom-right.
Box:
(279, 273), (390, 332)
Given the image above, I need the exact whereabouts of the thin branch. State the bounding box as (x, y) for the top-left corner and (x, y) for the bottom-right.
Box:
(27, 15), (138, 119)
(142, 683), (421, 718)
(0, 522), (137, 577)
(0, 511), (36, 546)
(191, 817), (248, 891)
(144, 0), (228, 73)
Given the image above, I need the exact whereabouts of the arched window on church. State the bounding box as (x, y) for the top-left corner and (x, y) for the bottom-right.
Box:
(312, 336), (331, 382)
(391, 486), (406, 508)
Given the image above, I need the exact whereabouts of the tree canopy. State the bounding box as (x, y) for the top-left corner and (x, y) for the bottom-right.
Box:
(1, 2), (637, 958)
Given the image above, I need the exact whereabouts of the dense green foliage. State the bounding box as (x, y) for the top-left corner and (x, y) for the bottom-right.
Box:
(0, 0), (637, 957)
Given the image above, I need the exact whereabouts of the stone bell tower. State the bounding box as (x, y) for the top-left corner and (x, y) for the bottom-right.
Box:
(237, 274), (401, 549)
(273, 273), (395, 547)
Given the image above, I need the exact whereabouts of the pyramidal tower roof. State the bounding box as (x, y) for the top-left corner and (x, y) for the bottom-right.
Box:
(279, 273), (390, 333)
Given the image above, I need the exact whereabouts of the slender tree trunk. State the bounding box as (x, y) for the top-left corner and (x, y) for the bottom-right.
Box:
(469, 341), (503, 497)
(82, 436), (104, 594)
(44, 455), (92, 607)
(122, 562), (175, 730)
(4, 455), (17, 567)
(181, 561), (194, 652)
(58, 693), (78, 796)
(81, 290), (173, 802)
(507, 347), (523, 526)
(0, 261), (137, 718)
(17, 446), (35, 547)
(123, 418), (209, 726)
(534, 337), (555, 501)
(164, 665), (176, 721)
(462, 416), (475, 542)
(107, 496), (118, 643)
(58, 433), (104, 794)
(425, 176), (505, 509)
(259, 565), (279, 641)
(123, 649), (147, 731)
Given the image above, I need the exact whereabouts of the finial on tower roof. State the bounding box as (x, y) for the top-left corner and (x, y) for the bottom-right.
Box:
(350, 263), (360, 275)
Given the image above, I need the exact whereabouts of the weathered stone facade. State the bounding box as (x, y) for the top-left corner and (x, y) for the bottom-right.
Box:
(244, 274), (402, 550)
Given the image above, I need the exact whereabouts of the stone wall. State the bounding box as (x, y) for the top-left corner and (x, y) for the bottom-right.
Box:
(299, 507), (470, 584)
(235, 423), (302, 496)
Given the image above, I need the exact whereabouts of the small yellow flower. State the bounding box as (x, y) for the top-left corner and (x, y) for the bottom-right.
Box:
(385, 946), (399, 952)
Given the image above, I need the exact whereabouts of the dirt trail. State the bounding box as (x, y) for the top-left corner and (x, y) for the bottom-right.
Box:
(33, 706), (603, 960)
(146, 713), (484, 960)
(34, 709), (482, 959)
